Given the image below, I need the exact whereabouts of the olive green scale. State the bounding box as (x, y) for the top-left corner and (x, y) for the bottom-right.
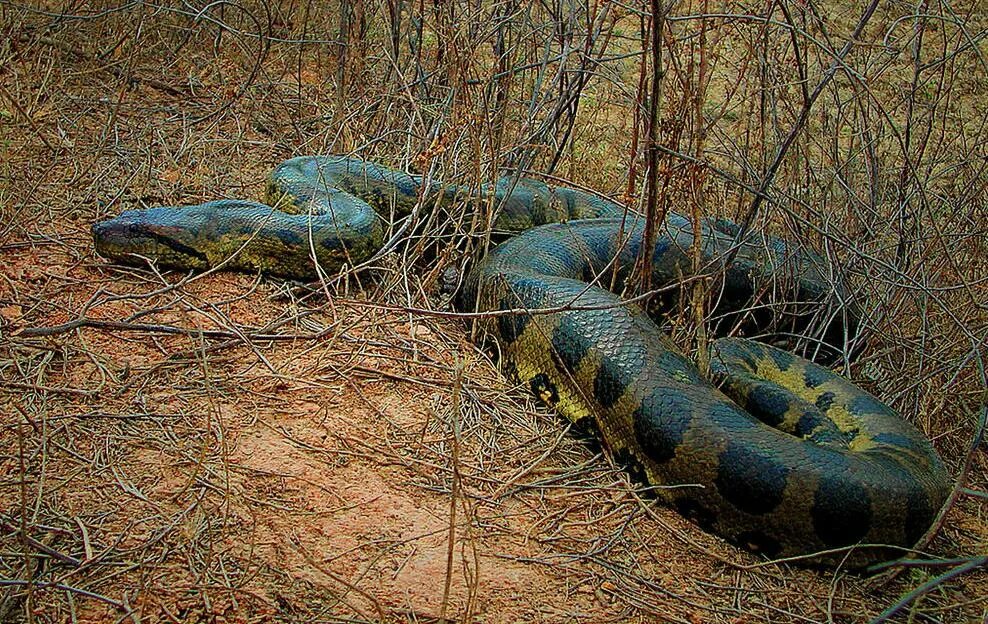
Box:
(93, 156), (949, 566)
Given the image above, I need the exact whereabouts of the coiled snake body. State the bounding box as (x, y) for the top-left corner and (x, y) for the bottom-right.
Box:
(93, 156), (949, 565)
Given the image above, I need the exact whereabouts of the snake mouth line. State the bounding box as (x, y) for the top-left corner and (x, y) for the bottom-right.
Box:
(93, 219), (209, 267)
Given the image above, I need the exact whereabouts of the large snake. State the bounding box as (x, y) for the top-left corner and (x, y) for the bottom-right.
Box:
(92, 156), (949, 566)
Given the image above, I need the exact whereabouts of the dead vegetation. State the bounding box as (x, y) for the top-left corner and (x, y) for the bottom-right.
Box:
(0, 0), (986, 622)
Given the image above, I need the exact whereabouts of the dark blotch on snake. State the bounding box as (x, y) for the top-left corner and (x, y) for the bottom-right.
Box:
(613, 447), (650, 487)
(715, 441), (789, 515)
(675, 498), (718, 531)
(593, 358), (630, 409)
(146, 231), (208, 262)
(497, 312), (531, 346)
(274, 228), (303, 246)
(803, 365), (831, 389)
(746, 383), (792, 427)
(551, 316), (593, 373)
(873, 432), (924, 455)
(812, 472), (872, 547)
(319, 236), (343, 251)
(815, 391), (836, 412)
(766, 347), (794, 371)
(904, 485), (936, 545)
(530, 372), (559, 405)
(849, 394), (891, 417)
(633, 389), (694, 463)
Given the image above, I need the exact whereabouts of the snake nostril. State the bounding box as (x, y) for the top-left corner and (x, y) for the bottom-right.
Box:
(92, 221), (116, 242)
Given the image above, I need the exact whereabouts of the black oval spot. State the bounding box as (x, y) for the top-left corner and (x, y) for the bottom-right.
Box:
(712, 340), (760, 372)
(709, 400), (762, 433)
(594, 358), (630, 409)
(528, 244), (578, 277)
(620, 226), (644, 260)
(275, 228), (304, 246)
(735, 530), (782, 558)
(815, 391), (836, 412)
(872, 432), (923, 454)
(746, 382), (792, 427)
(675, 497), (717, 531)
(796, 409), (846, 446)
(572, 415), (602, 444)
(529, 372), (559, 405)
(633, 389), (694, 463)
(766, 346), (794, 371)
(579, 228), (615, 268)
(904, 486), (936, 546)
(803, 364), (831, 389)
(738, 351), (759, 372)
(714, 442), (790, 515)
(319, 236), (343, 251)
(812, 474), (872, 547)
(551, 316), (592, 373)
(849, 394), (892, 417)
(613, 447), (650, 487)
(497, 312), (531, 345)
(146, 231), (208, 262)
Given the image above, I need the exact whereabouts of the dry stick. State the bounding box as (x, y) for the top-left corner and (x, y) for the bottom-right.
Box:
(0, 581), (125, 611)
(723, 0), (881, 269)
(960, 487), (988, 500)
(508, 0), (615, 178)
(439, 360), (465, 622)
(4, 381), (97, 398)
(15, 318), (327, 340)
(892, 4), (932, 269)
(104, 293), (376, 398)
(671, 9), (978, 264)
(188, 2), (271, 126)
(188, 296), (278, 374)
(636, 0), (667, 295)
(290, 535), (385, 623)
(544, 0), (617, 174)
(20, 34), (186, 96)
(690, 0), (712, 376)
(0, 83), (60, 153)
(16, 271), (715, 343)
(16, 406), (34, 624)
(19, 264), (333, 343)
(625, 10), (649, 203)
(869, 556), (988, 624)
(0, 519), (82, 567)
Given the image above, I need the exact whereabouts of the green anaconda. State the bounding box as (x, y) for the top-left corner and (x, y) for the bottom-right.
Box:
(92, 155), (949, 566)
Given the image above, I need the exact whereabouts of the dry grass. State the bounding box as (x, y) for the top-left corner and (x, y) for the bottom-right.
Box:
(1, 1), (986, 623)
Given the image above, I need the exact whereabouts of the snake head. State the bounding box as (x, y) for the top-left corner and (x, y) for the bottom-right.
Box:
(92, 207), (210, 272)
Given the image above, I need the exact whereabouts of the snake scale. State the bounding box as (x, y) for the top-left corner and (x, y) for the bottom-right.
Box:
(93, 155), (949, 566)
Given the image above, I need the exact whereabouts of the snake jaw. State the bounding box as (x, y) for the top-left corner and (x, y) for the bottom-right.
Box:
(92, 209), (209, 271)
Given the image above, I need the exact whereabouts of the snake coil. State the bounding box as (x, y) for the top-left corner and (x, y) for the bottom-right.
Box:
(93, 156), (949, 566)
